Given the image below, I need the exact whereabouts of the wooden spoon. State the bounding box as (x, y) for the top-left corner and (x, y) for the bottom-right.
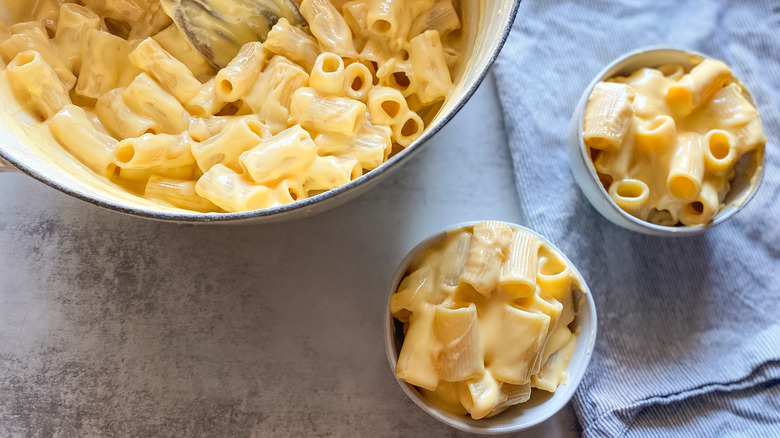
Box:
(160, 0), (305, 68)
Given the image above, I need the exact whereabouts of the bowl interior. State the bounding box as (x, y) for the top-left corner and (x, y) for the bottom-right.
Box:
(0, 0), (518, 222)
(384, 222), (597, 434)
(574, 48), (766, 234)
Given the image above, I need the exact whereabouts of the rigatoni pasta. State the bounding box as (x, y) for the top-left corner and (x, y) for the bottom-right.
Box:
(391, 222), (584, 419)
(1, 0), (461, 213)
(585, 57), (767, 226)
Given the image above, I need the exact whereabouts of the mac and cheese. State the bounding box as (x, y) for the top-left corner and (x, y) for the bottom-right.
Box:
(390, 222), (583, 419)
(584, 58), (767, 226)
(1, 0), (462, 212)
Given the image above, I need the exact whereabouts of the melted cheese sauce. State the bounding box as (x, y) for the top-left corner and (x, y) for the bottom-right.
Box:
(390, 222), (582, 420)
(586, 59), (767, 226)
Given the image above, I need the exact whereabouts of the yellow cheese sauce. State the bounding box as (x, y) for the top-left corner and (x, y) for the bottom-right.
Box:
(0, 0), (463, 213)
(390, 222), (583, 420)
(584, 57), (767, 226)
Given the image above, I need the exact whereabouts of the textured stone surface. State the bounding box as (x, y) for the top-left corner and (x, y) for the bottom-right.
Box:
(0, 76), (579, 437)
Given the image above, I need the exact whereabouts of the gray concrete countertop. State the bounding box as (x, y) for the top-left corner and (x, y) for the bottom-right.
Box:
(0, 74), (580, 437)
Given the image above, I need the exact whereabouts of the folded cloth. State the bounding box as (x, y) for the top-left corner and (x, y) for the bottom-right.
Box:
(492, 0), (780, 436)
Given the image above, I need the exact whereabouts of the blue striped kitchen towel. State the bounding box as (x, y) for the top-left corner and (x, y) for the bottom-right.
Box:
(493, 1), (780, 436)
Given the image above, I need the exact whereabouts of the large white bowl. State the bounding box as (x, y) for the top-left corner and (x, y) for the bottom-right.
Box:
(567, 47), (766, 236)
(0, 1), (520, 223)
(384, 221), (597, 434)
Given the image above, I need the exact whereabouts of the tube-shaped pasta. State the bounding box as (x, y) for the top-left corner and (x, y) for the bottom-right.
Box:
(343, 62), (373, 101)
(6, 51), (71, 120)
(0, 22), (76, 89)
(192, 118), (270, 173)
(314, 119), (392, 170)
(129, 37), (203, 103)
(390, 265), (439, 321)
(185, 79), (229, 117)
(609, 178), (650, 216)
(536, 246), (572, 300)
(531, 331), (577, 392)
(434, 304), (484, 382)
(123, 73), (190, 134)
(367, 86), (408, 125)
(392, 109), (424, 147)
(667, 59), (732, 116)
(310, 52), (345, 95)
(342, 0), (369, 39)
(31, 0), (60, 34)
(272, 178), (307, 205)
(358, 38), (398, 83)
(300, 0), (358, 58)
(95, 88), (158, 138)
(188, 115), (262, 142)
(290, 87), (366, 137)
(667, 133), (704, 201)
(395, 303), (439, 391)
(459, 221), (513, 297)
(76, 29), (133, 98)
(517, 293), (564, 375)
(500, 231), (541, 298)
(488, 383), (532, 418)
(538, 289), (575, 367)
(244, 56), (310, 134)
(144, 176), (219, 212)
(240, 125), (318, 185)
(634, 115), (676, 152)
(732, 118), (767, 155)
(52, 4), (101, 74)
(366, 0), (410, 44)
(458, 371), (500, 420)
(703, 129), (737, 174)
(439, 230), (472, 288)
(264, 18), (320, 73)
(48, 105), (117, 177)
(647, 208), (678, 227)
(195, 164), (275, 212)
(680, 179), (720, 226)
(701, 84), (766, 153)
(409, 30), (453, 105)
(152, 25), (215, 82)
(583, 82), (635, 151)
(119, 165), (194, 182)
(487, 304), (550, 385)
(304, 156), (361, 192)
(377, 58), (413, 97)
(215, 42), (267, 102)
(433, 303), (485, 382)
(410, 1), (460, 38)
(114, 133), (195, 170)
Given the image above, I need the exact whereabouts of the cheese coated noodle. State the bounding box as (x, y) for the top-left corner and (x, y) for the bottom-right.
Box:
(391, 222), (584, 419)
(0, 0), (461, 213)
(585, 59), (767, 226)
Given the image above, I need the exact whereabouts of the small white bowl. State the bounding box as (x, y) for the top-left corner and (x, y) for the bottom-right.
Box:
(568, 47), (766, 236)
(384, 221), (597, 434)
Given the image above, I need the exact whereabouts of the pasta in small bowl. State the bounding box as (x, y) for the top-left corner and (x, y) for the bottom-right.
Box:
(0, 0), (519, 223)
(384, 221), (597, 434)
(568, 47), (767, 235)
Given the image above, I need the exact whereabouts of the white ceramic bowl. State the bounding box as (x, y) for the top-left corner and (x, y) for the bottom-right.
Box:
(384, 221), (597, 434)
(0, 1), (520, 223)
(568, 47), (766, 236)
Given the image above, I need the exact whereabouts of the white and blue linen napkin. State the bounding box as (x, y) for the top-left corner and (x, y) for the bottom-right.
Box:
(493, 1), (780, 436)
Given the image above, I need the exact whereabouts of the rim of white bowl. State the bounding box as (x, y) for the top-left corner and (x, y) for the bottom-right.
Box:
(0, 1), (521, 223)
(384, 221), (598, 434)
(573, 46), (766, 236)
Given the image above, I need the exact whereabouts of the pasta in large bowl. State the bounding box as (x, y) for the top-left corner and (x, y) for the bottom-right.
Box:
(0, 0), (519, 222)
